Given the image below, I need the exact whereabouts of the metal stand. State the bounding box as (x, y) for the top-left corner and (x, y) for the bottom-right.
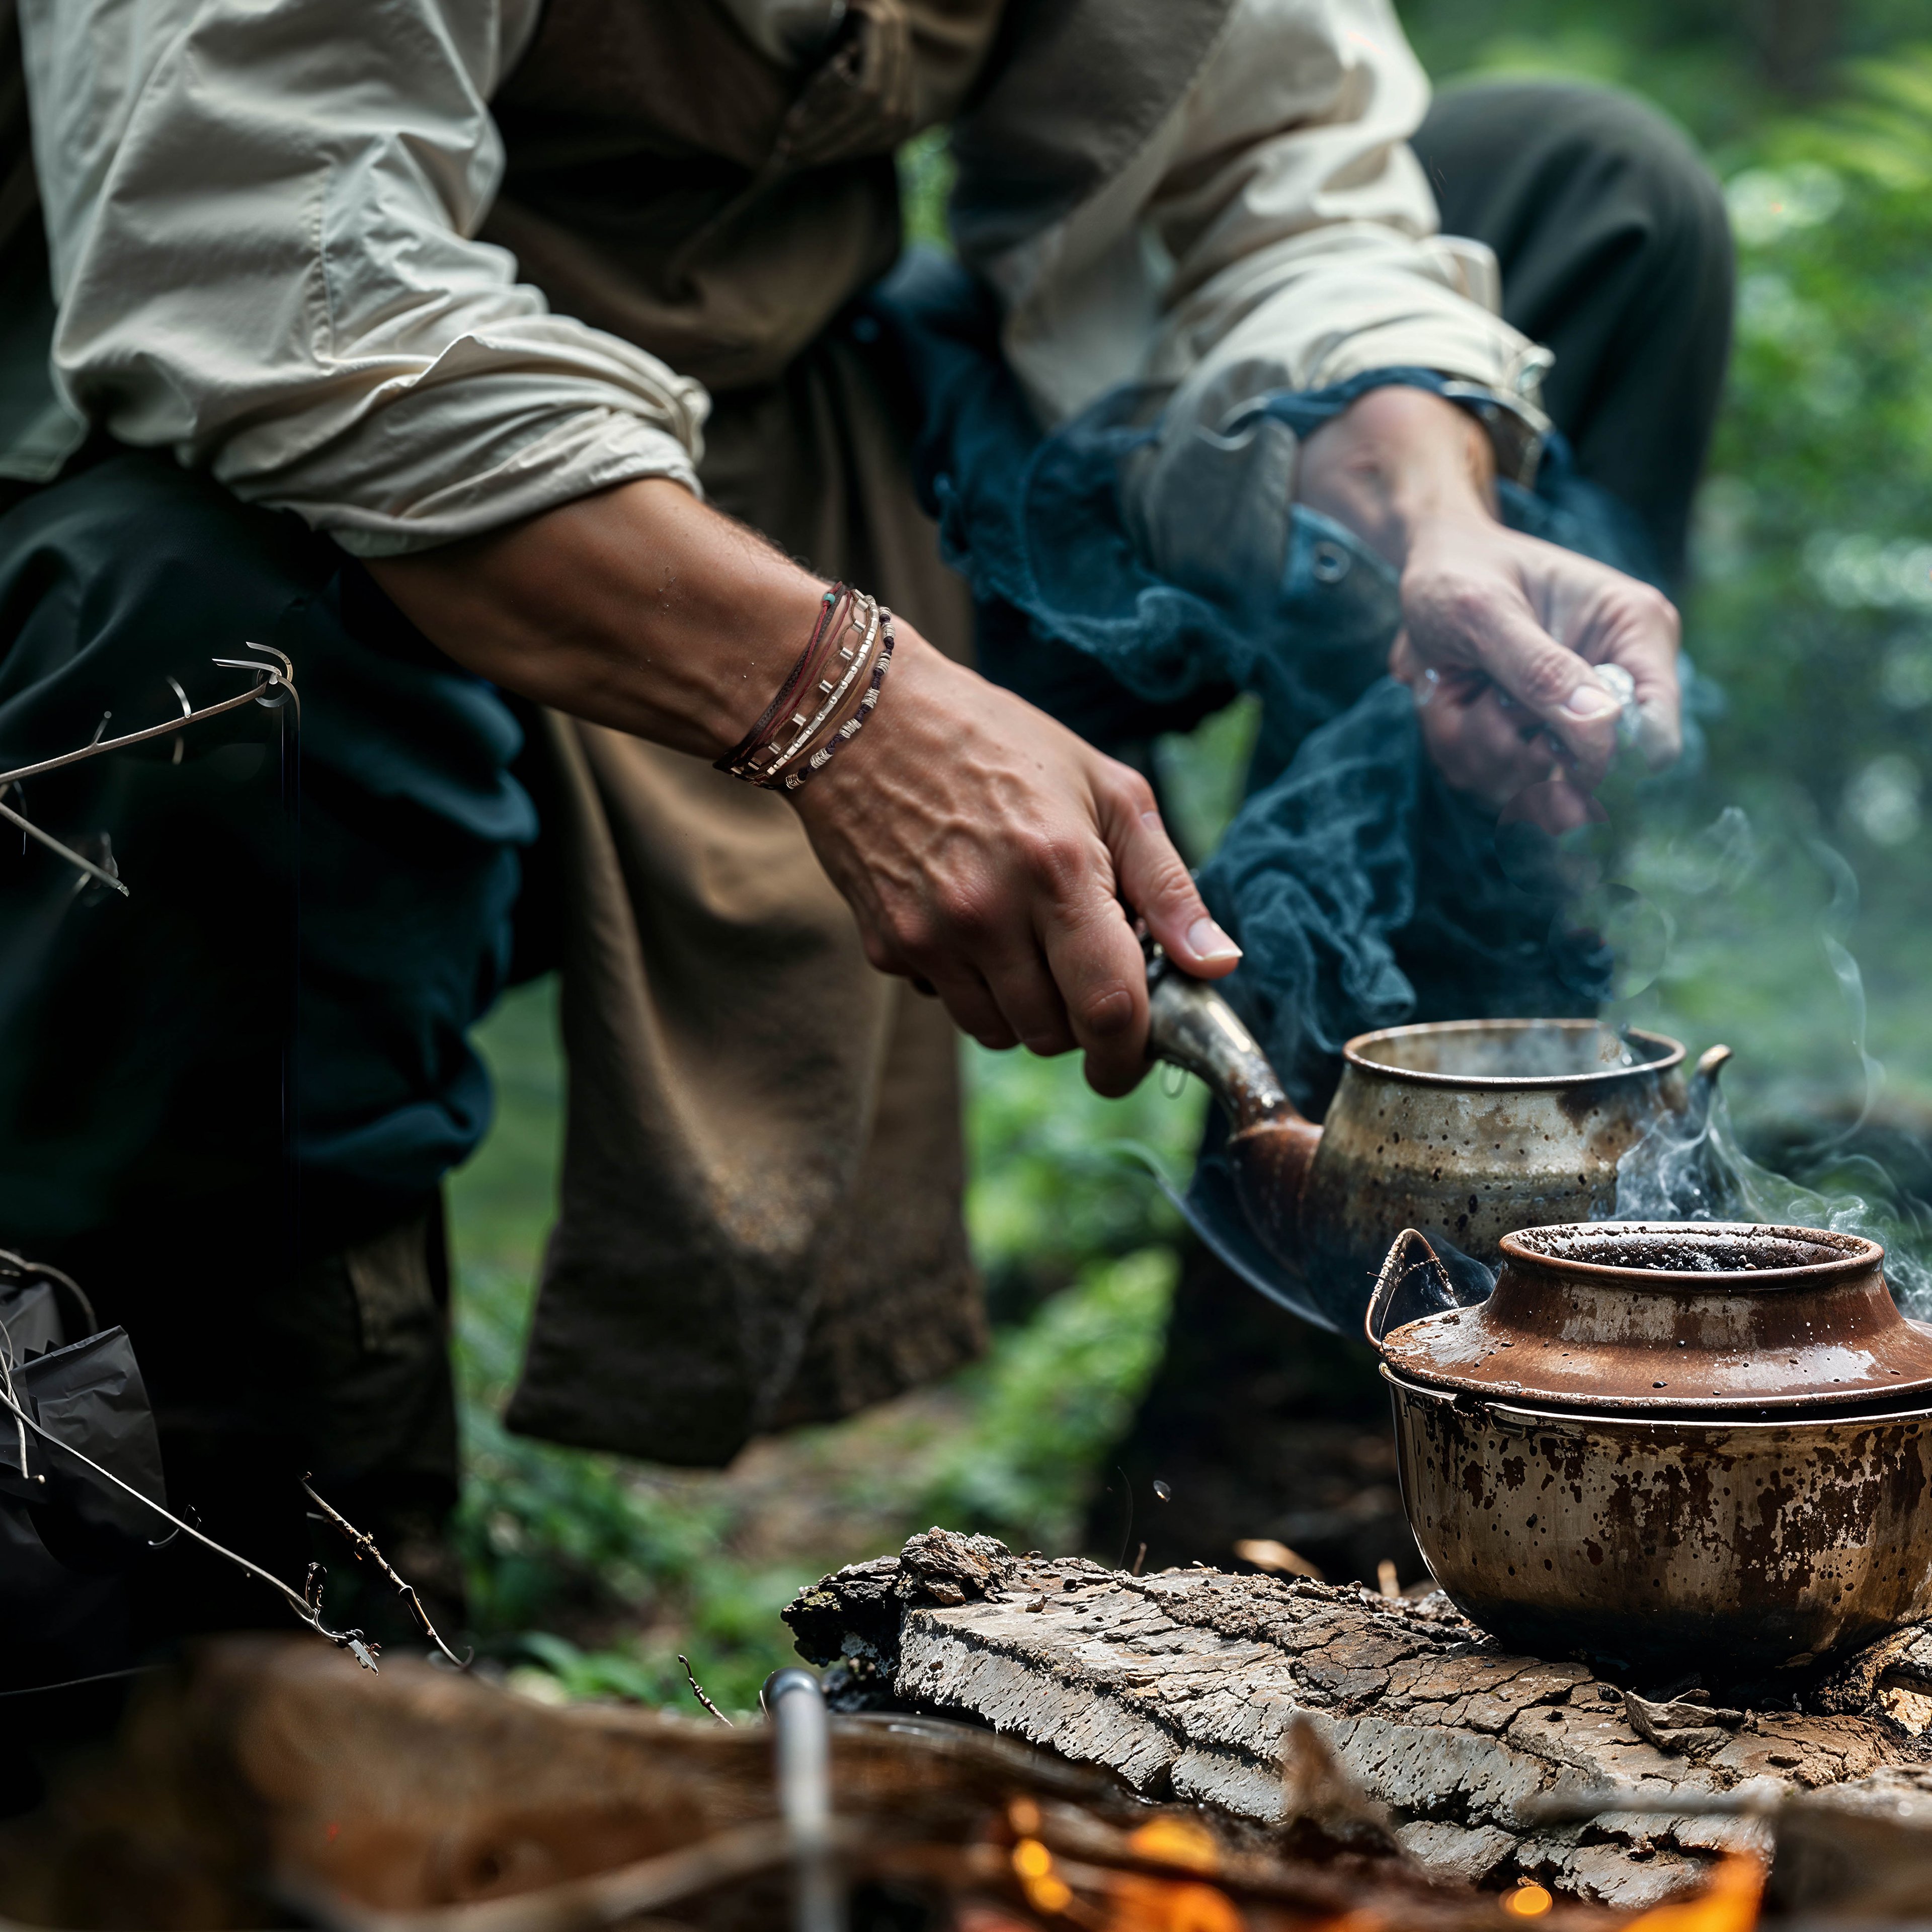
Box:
(763, 1668), (844, 1932)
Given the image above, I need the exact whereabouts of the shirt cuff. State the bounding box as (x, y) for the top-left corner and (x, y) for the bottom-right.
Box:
(1226, 362), (1556, 490)
(306, 415), (702, 558)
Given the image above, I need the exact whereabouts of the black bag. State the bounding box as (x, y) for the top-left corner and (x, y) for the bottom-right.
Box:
(0, 1255), (169, 1582)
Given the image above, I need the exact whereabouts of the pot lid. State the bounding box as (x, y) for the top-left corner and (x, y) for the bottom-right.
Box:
(1376, 1222), (1932, 1415)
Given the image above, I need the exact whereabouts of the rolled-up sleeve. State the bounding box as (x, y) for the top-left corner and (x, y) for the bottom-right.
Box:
(22, 0), (708, 555)
(960, 0), (1550, 597)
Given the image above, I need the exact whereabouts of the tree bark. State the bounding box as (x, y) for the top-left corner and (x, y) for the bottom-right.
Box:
(786, 1530), (1931, 1910)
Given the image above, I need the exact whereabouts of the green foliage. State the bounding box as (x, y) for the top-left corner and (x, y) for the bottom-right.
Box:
(1635, 50), (1932, 1113)
(916, 1246), (1178, 1553)
(897, 127), (954, 252)
(449, 990), (1186, 1707)
(963, 1042), (1197, 1316)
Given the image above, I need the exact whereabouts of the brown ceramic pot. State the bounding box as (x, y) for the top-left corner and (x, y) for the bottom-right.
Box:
(1365, 1223), (1932, 1672)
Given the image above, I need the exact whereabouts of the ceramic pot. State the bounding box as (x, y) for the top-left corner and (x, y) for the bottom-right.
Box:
(1364, 1222), (1932, 1671)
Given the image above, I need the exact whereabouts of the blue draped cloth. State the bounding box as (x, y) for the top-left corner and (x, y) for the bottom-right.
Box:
(866, 252), (1662, 1116)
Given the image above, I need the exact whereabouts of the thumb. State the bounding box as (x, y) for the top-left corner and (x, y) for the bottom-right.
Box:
(1102, 789), (1242, 979)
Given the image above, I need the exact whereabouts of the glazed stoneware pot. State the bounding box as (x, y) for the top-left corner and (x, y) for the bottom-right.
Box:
(1144, 959), (1715, 1312)
(1364, 1221), (1932, 1672)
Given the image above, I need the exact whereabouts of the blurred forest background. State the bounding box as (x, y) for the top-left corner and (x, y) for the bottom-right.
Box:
(448, 1), (1932, 1710)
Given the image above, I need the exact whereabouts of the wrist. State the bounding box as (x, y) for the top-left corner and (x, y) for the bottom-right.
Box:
(681, 551), (838, 761)
(788, 622), (944, 821)
(1293, 386), (1496, 569)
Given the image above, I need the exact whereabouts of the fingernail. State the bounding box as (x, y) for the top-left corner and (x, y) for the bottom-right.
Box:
(1560, 684), (1621, 722)
(1187, 916), (1242, 962)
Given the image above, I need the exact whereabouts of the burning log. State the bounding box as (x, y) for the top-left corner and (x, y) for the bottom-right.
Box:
(0, 1635), (1629, 1932)
(783, 1531), (1932, 1911)
(3, 1600), (1926, 1929)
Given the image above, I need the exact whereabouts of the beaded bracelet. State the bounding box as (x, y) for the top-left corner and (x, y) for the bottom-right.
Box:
(714, 583), (853, 779)
(755, 594), (879, 787)
(771, 608), (895, 794)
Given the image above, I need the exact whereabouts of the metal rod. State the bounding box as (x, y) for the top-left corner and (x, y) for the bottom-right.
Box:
(0, 792), (127, 896)
(0, 678), (269, 788)
(763, 1668), (843, 1932)
(0, 645), (296, 899)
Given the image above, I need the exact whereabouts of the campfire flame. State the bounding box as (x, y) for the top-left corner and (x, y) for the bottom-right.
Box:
(1001, 1803), (1245, 1931)
(990, 1795), (1765, 1932)
(1619, 1854), (1765, 1932)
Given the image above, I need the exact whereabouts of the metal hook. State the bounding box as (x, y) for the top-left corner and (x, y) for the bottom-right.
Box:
(212, 641), (296, 711)
(165, 678), (191, 764)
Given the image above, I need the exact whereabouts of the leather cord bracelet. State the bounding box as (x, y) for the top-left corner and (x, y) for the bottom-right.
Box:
(773, 607), (895, 794)
(715, 585), (896, 794)
(756, 594), (878, 786)
(713, 583), (853, 779)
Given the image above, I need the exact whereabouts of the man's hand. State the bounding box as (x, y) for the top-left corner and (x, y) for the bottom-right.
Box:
(369, 477), (1240, 1095)
(793, 627), (1238, 1095)
(1296, 387), (1680, 815)
(1394, 510), (1681, 810)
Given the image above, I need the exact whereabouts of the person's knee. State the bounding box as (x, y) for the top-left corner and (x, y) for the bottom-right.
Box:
(1469, 81), (1726, 268)
(1561, 85), (1729, 268)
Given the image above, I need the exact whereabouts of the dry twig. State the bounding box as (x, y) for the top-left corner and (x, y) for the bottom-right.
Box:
(677, 1654), (732, 1725)
(303, 1475), (471, 1670)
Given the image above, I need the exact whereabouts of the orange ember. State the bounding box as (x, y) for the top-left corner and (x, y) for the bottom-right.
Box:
(1621, 1854), (1765, 1932)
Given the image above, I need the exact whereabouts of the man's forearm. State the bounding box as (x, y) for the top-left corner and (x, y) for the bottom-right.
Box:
(369, 477), (823, 758)
(365, 472), (1240, 1098)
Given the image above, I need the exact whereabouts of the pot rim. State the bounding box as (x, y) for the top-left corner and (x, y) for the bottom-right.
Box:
(1342, 1017), (1684, 1089)
(1380, 1362), (1932, 1430)
(1496, 1218), (1886, 1285)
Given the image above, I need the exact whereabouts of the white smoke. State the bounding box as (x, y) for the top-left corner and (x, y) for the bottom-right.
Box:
(1609, 1071), (1932, 1315)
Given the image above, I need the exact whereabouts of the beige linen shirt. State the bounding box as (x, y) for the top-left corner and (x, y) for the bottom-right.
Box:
(14, 0), (1543, 560)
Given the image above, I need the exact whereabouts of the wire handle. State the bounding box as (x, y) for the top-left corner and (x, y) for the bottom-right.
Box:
(0, 642), (299, 897)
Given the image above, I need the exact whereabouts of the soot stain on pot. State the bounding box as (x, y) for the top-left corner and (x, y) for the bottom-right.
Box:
(1390, 1373), (1932, 1672)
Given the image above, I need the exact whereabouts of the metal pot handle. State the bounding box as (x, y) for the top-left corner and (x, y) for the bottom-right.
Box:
(1145, 955), (1313, 1138)
(1364, 1228), (1453, 1352)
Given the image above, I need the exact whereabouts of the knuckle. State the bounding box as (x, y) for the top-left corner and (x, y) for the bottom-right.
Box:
(890, 911), (944, 965)
(1433, 575), (1494, 633)
(1109, 766), (1158, 819)
(1077, 982), (1138, 1040)
(1023, 830), (1089, 896)
(1614, 581), (1678, 641)
(941, 888), (1000, 948)
(1517, 652), (1581, 709)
